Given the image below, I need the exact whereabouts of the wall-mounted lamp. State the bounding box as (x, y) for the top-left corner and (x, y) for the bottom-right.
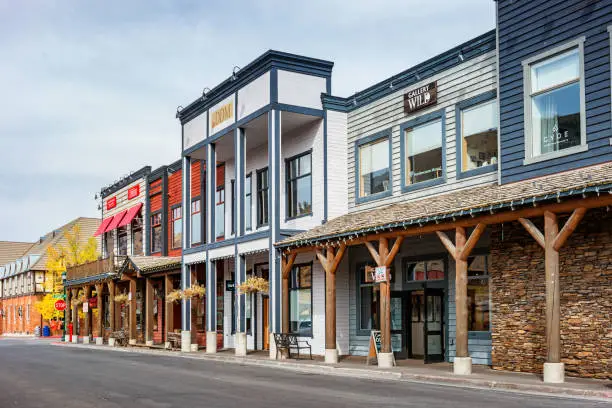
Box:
(458, 52), (464, 62)
(414, 72), (421, 81)
(353, 96), (358, 106)
(232, 66), (241, 81)
(202, 87), (211, 98)
(389, 80), (395, 90)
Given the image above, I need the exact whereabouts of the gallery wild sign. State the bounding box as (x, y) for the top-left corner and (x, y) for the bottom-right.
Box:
(404, 81), (438, 114)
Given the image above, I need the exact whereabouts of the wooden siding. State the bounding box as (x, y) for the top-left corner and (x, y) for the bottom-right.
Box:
(149, 179), (162, 214)
(191, 160), (203, 199)
(347, 51), (498, 212)
(498, 0), (612, 183)
(327, 111), (349, 220)
(167, 168), (182, 257)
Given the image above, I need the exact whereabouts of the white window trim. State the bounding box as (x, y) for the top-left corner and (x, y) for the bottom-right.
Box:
(522, 36), (587, 166)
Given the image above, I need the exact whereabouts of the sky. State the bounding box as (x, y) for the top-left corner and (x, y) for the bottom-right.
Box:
(0, 0), (495, 242)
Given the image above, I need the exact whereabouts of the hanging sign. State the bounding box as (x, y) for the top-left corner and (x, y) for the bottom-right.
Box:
(106, 196), (117, 210)
(404, 81), (437, 114)
(128, 185), (140, 200)
(82, 302), (89, 313)
(374, 266), (388, 283)
(54, 299), (67, 311)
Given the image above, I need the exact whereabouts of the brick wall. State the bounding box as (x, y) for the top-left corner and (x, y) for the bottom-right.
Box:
(490, 208), (612, 379)
(1, 295), (43, 335)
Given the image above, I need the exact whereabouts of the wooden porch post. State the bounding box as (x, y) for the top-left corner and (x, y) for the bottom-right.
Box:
(83, 285), (92, 343)
(281, 253), (297, 334)
(65, 288), (72, 341)
(108, 281), (115, 333)
(71, 288), (78, 342)
(518, 208), (586, 383)
(95, 283), (104, 344)
(436, 223), (486, 375)
(164, 274), (174, 348)
(129, 277), (137, 344)
(145, 277), (154, 345)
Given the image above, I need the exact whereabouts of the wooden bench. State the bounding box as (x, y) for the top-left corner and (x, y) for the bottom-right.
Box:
(167, 332), (181, 350)
(110, 329), (128, 347)
(273, 333), (312, 360)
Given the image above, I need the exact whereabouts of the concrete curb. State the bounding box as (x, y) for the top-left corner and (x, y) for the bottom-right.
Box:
(52, 342), (611, 401)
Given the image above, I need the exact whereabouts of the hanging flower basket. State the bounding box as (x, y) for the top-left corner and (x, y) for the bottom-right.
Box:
(237, 277), (269, 294)
(114, 294), (129, 305)
(183, 283), (206, 300)
(165, 290), (183, 304)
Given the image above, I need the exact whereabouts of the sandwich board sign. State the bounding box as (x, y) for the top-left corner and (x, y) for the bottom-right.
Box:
(366, 330), (396, 366)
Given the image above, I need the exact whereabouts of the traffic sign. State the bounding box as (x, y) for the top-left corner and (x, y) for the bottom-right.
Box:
(54, 299), (67, 311)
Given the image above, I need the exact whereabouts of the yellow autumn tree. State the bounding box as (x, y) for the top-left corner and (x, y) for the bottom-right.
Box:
(35, 224), (99, 321)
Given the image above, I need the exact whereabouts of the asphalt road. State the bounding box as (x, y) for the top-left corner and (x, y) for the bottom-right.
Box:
(0, 338), (607, 408)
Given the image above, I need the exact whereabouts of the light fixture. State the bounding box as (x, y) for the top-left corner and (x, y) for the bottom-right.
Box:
(232, 66), (241, 81)
(353, 96), (358, 106)
(458, 52), (464, 62)
(202, 87), (211, 98)
(389, 80), (395, 90)
(175, 105), (183, 118)
(415, 72), (420, 81)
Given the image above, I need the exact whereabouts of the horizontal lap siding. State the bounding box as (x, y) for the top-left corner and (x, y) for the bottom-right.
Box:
(149, 179), (162, 213)
(347, 51), (498, 212)
(498, 0), (612, 184)
(327, 111), (349, 220)
(167, 170), (182, 257)
(191, 160), (203, 200)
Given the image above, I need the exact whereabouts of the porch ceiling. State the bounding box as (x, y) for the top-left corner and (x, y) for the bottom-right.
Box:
(277, 162), (612, 249)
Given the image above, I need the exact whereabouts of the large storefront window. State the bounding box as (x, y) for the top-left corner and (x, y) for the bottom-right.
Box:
(405, 260), (445, 281)
(286, 152), (312, 218)
(460, 99), (498, 171)
(289, 263), (312, 336)
(404, 119), (443, 185)
(358, 137), (389, 198)
(467, 255), (490, 332)
(358, 262), (378, 331)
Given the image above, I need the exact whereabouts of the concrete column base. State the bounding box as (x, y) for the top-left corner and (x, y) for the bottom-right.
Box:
(71, 336), (78, 344)
(235, 332), (247, 356)
(206, 331), (217, 354)
(269, 333), (277, 360)
(108, 338), (116, 347)
(325, 348), (338, 364)
(164, 342), (171, 350)
(82, 336), (90, 345)
(181, 330), (192, 352)
(128, 339), (137, 345)
(377, 352), (394, 368)
(454, 357), (472, 375)
(543, 362), (565, 383)
(95, 337), (104, 345)
(190, 344), (198, 352)
(146, 340), (154, 346)
(64, 335), (70, 342)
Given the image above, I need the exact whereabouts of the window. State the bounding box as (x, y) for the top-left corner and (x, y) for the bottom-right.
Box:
(289, 264), (312, 336)
(404, 119), (443, 185)
(131, 217), (143, 255)
(524, 41), (586, 161)
(467, 255), (490, 332)
(105, 232), (114, 257)
(231, 180), (236, 235)
(172, 207), (182, 249)
(286, 152), (312, 218)
(358, 137), (390, 198)
(117, 226), (127, 256)
(405, 260), (445, 282)
(191, 199), (202, 245)
(358, 262), (378, 331)
(150, 213), (162, 253)
(460, 98), (498, 172)
(257, 168), (269, 227)
(215, 187), (225, 239)
(245, 174), (252, 231)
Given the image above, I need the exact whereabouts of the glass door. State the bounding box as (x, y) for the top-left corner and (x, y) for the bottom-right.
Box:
(424, 288), (444, 363)
(391, 292), (407, 359)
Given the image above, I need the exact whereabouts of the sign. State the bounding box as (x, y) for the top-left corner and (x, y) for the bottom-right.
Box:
(82, 301), (89, 313)
(211, 100), (234, 129)
(88, 296), (98, 308)
(374, 266), (388, 283)
(365, 266), (391, 283)
(366, 330), (396, 366)
(54, 299), (67, 311)
(226, 280), (235, 292)
(106, 196), (117, 210)
(404, 81), (438, 114)
(52, 293), (65, 299)
(128, 184), (140, 200)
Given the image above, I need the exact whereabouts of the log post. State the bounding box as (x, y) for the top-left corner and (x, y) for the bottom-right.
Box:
(65, 289), (71, 342)
(108, 281), (115, 333)
(145, 277), (154, 346)
(83, 285), (92, 344)
(129, 277), (137, 344)
(71, 288), (79, 343)
(164, 274), (174, 348)
(95, 283), (104, 344)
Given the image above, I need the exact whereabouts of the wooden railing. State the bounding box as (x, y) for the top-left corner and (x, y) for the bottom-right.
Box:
(66, 255), (126, 281)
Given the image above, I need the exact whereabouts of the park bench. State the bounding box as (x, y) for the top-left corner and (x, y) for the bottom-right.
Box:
(273, 333), (312, 360)
(167, 332), (182, 350)
(110, 329), (128, 347)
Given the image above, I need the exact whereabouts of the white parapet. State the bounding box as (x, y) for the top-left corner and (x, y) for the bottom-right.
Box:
(206, 331), (217, 354)
(543, 362), (565, 383)
(454, 357), (472, 375)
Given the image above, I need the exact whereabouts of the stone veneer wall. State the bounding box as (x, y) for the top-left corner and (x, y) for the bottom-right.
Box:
(490, 208), (611, 379)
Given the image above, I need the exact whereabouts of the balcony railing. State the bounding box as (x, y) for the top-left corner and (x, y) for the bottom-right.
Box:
(66, 255), (126, 282)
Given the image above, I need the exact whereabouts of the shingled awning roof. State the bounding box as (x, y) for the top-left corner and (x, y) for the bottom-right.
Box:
(120, 256), (181, 275)
(277, 162), (612, 249)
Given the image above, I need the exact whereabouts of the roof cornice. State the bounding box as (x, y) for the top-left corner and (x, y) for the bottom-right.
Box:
(101, 166), (152, 198)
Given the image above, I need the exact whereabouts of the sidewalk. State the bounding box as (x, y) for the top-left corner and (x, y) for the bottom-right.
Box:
(52, 342), (611, 401)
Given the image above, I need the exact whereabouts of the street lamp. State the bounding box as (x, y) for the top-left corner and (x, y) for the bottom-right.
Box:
(61, 271), (67, 341)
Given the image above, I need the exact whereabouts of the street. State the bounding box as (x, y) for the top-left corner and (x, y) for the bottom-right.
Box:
(0, 338), (607, 408)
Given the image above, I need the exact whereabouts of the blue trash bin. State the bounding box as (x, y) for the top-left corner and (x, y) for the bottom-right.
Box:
(42, 326), (51, 337)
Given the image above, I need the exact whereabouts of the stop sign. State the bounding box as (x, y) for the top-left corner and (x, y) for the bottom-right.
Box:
(54, 299), (67, 311)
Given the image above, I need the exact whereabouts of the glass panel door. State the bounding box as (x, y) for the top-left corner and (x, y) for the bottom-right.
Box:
(424, 288), (444, 363)
(391, 292), (407, 359)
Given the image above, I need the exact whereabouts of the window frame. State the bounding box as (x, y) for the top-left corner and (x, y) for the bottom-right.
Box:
(150, 211), (162, 254)
(256, 167), (269, 228)
(117, 226), (128, 256)
(245, 172), (253, 231)
(288, 262), (313, 338)
(285, 150), (313, 220)
(171, 205), (182, 250)
(455, 90), (499, 180)
(354, 129), (393, 204)
(215, 185), (225, 240)
(465, 251), (491, 340)
(399, 109), (446, 193)
(230, 179), (236, 235)
(131, 215), (143, 255)
(191, 196), (202, 246)
(522, 37), (587, 165)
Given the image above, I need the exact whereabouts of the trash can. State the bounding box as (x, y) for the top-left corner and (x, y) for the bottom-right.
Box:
(34, 326), (41, 337)
(42, 326), (51, 337)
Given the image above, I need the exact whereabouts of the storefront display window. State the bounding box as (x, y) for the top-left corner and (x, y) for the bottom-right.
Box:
(289, 263), (312, 336)
(404, 120), (443, 185)
(467, 255), (490, 332)
(405, 260), (444, 282)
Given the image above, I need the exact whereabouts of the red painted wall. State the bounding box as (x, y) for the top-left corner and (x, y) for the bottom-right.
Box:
(167, 168), (182, 257)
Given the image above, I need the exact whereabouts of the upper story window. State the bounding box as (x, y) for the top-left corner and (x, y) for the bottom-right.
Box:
(150, 213), (162, 253)
(105, 231), (114, 257)
(358, 136), (390, 199)
(215, 187), (225, 239)
(460, 98), (498, 173)
(117, 226), (128, 256)
(131, 217), (143, 255)
(231, 180), (236, 235)
(404, 118), (443, 186)
(245, 174), (252, 231)
(257, 168), (269, 227)
(191, 199), (202, 245)
(172, 206), (182, 249)
(286, 152), (312, 219)
(523, 39), (586, 163)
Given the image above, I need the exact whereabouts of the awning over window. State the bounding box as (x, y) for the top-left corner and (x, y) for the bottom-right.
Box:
(117, 203), (143, 228)
(93, 217), (114, 237)
(105, 210), (128, 232)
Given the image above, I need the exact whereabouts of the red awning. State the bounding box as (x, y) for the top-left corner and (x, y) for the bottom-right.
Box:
(117, 203), (143, 228)
(105, 210), (127, 232)
(93, 217), (114, 237)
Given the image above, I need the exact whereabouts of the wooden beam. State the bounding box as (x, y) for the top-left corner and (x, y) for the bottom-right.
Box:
(518, 218), (545, 249)
(364, 241), (380, 265)
(95, 283), (104, 340)
(455, 227), (468, 358)
(544, 211), (561, 363)
(315, 249), (329, 272)
(384, 237), (404, 268)
(108, 281), (115, 333)
(459, 223), (487, 261)
(164, 275), (174, 342)
(282, 253), (297, 279)
(329, 244), (347, 274)
(436, 231), (457, 260)
(145, 278), (154, 344)
(83, 285), (91, 339)
(129, 277), (137, 342)
(553, 207), (587, 251)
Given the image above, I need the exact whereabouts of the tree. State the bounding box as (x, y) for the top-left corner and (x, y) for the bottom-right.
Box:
(35, 224), (99, 322)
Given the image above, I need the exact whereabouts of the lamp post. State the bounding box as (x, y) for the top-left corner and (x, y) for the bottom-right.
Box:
(61, 271), (66, 341)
